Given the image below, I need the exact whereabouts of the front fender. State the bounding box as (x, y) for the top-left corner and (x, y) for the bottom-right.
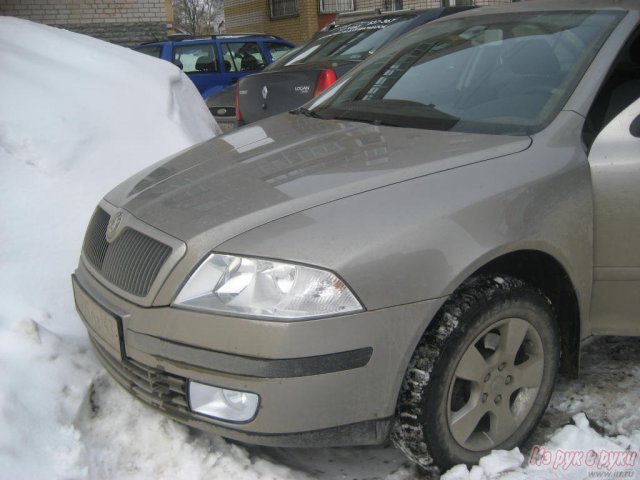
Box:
(217, 112), (592, 317)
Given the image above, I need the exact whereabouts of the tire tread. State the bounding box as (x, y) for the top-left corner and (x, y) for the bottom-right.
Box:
(391, 275), (557, 470)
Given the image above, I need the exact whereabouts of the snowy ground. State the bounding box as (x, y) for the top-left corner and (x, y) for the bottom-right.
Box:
(1, 18), (639, 480)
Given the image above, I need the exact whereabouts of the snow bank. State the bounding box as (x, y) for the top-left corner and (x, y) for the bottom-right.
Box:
(440, 412), (640, 480)
(0, 17), (220, 340)
(0, 17), (220, 479)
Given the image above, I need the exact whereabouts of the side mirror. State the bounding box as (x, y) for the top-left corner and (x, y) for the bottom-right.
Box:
(630, 114), (640, 138)
(590, 96), (640, 158)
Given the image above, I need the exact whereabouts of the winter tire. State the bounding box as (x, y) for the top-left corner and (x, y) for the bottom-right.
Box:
(391, 275), (560, 470)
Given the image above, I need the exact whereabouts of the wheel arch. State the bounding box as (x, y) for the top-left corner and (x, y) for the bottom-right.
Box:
(392, 271), (565, 468)
(469, 250), (580, 377)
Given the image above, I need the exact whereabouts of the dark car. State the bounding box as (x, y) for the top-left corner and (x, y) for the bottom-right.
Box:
(207, 7), (473, 131)
(135, 34), (295, 100)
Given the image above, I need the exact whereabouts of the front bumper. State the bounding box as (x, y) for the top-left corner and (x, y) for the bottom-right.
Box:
(73, 262), (445, 447)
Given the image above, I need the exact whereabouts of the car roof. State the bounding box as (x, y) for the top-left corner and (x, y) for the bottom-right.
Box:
(331, 7), (447, 29)
(451, 0), (639, 15)
(329, 10), (423, 32)
(315, 6), (474, 39)
(334, 6), (471, 23)
(138, 34), (291, 47)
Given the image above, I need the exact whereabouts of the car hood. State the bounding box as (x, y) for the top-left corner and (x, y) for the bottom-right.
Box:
(105, 113), (531, 246)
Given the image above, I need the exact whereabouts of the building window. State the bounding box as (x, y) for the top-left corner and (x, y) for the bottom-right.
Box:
(270, 0), (299, 19)
(383, 0), (403, 10)
(319, 0), (354, 14)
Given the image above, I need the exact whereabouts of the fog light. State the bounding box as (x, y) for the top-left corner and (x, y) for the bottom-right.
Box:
(188, 381), (259, 423)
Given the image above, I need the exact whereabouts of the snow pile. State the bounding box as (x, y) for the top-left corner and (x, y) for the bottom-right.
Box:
(440, 449), (524, 480)
(0, 18), (219, 177)
(76, 375), (313, 479)
(0, 17), (219, 479)
(439, 412), (640, 480)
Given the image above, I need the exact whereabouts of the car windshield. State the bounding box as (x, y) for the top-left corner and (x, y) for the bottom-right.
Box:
(307, 10), (623, 135)
(264, 14), (415, 70)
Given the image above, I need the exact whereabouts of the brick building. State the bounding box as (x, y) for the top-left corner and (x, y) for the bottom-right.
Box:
(224, 0), (319, 45)
(225, 0), (515, 45)
(0, 0), (174, 47)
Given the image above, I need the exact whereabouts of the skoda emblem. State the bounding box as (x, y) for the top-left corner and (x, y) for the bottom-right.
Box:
(261, 86), (268, 100)
(106, 210), (124, 243)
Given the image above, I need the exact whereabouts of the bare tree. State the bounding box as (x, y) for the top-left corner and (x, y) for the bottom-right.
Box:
(173, 0), (223, 35)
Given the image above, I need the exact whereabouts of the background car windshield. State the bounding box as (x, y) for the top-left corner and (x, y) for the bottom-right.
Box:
(310, 11), (623, 135)
(266, 15), (415, 69)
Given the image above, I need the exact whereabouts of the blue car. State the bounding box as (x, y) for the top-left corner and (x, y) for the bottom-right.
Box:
(135, 34), (295, 100)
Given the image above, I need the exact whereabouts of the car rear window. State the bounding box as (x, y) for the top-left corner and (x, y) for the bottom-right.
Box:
(268, 15), (416, 68)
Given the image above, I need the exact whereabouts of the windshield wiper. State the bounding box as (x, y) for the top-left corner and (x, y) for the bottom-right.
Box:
(289, 107), (324, 119)
(334, 115), (386, 126)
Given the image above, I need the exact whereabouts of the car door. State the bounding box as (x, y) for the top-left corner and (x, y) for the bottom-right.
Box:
(172, 42), (220, 98)
(589, 96), (640, 335)
(219, 41), (268, 87)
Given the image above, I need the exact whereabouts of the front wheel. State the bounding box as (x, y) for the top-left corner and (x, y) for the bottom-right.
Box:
(392, 275), (560, 470)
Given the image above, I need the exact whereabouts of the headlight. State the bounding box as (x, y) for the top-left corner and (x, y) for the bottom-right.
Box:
(173, 253), (363, 320)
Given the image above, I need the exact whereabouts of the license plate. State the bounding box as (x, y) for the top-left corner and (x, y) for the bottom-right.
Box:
(73, 277), (122, 354)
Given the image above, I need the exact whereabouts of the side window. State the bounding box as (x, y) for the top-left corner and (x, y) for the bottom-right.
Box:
(264, 42), (293, 62)
(135, 45), (163, 58)
(172, 44), (218, 74)
(222, 42), (267, 72)
(583, 32), (640, 149)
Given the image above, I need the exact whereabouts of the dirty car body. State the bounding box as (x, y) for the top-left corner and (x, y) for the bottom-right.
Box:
(74, 0), (640, 470)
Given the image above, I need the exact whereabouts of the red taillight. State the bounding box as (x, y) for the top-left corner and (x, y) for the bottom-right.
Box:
(314, 69), (337, 97)
(235, 83), (242, 122)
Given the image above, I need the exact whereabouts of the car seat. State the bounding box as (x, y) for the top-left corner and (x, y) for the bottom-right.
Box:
(195, 56), (216, 72)
(240, 55), (260, 71)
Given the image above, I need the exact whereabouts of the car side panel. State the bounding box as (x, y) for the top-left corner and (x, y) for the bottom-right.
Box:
(217, 111), (594, 338)
(589, 98), (640, 335)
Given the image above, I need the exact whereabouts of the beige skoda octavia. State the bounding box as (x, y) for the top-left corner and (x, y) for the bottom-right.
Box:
(73, 0), (640, 469)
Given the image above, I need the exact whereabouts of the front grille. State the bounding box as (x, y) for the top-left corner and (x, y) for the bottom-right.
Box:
(83, 207), (110, 268)
(82, 207), (172, 297)
(93, 339), (190, 414)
